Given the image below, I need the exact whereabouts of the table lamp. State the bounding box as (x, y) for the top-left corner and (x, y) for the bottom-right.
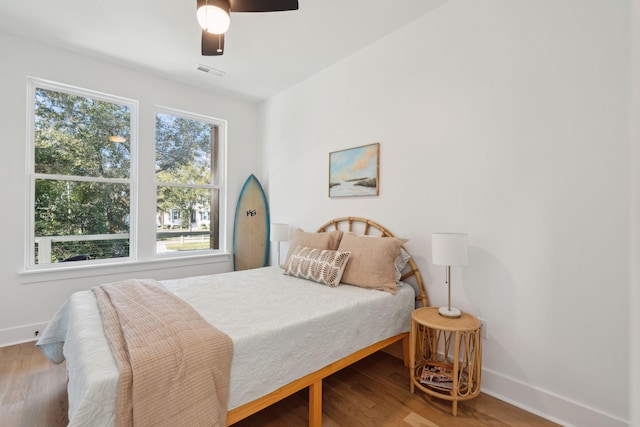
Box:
(270, 223), (289, 265)
(432, 233), (468, 318)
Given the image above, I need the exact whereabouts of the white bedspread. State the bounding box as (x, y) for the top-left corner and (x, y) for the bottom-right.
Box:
(37, 266), (415, 426)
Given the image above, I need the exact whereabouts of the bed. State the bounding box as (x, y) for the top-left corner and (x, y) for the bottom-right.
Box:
(37, 217), (429, 426)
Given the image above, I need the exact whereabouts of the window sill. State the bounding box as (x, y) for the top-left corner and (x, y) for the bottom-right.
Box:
(19, 252), (232, 284)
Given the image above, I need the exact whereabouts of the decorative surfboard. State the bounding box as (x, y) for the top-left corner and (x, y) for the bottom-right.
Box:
(233, 174), (270, 271)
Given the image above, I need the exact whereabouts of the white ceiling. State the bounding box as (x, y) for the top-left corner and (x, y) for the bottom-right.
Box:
(0, 0), (448, 102)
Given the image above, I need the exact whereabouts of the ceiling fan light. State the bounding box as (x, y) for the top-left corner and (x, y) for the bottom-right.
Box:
(197, 2), (230, 34)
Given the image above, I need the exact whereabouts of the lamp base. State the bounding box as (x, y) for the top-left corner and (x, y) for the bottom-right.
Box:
(439, 306), (461, 318)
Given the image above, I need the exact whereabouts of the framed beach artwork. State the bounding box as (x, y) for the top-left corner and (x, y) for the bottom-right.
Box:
(329, 143), (380, 198)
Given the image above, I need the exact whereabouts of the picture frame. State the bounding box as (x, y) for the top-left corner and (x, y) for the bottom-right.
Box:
(329, 143), (380, 198)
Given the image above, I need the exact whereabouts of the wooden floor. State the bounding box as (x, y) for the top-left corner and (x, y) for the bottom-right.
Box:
(0, 342), (560, 427)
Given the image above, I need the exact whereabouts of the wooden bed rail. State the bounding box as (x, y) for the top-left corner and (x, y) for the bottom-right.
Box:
(226, 333), (410, 426)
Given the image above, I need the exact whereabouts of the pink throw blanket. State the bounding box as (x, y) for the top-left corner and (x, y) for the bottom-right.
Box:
(94, 279), (233, 427)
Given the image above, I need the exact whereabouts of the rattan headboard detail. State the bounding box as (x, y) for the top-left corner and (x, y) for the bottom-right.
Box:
(316, 216), (428, 307)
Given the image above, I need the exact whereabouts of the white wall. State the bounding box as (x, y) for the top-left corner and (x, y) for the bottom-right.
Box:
(630, 1), (640, 426)
(0, 32), (261, 344)
(260, 1), (631, 425)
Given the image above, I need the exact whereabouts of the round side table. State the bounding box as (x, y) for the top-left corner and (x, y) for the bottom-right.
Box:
(409, 307), (482, 416)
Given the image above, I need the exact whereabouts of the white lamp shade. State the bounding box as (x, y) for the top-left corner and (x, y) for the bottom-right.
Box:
(432, 233), (468, 266)
(271, 223), (289, 242)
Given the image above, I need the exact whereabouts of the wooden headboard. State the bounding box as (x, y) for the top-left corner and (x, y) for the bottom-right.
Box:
(316, 216), (428, 307)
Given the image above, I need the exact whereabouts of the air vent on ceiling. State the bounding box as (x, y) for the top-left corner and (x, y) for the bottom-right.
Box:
(196, 64), (225, 77)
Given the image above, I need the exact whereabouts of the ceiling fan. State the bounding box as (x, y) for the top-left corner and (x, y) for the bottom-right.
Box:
(197, 0), (299, 56)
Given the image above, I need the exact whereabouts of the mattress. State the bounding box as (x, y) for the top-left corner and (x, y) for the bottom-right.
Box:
(38, 266), (415, 426)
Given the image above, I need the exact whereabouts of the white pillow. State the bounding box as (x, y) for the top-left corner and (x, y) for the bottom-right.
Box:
(395, 248), (411, 281)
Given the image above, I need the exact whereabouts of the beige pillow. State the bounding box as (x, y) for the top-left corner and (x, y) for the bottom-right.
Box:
(283, 228), (343, 266)
(337, 233), (408, 294)
(283, 245), (351, 287)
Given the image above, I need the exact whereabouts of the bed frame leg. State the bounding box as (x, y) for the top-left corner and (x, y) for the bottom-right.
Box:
(402, 335), (410, 368)
(309, 380), (322, 427)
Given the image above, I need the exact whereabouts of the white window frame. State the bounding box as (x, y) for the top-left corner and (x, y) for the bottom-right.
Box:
(153, 106), (227, 258)
(25, 78), (139, 270)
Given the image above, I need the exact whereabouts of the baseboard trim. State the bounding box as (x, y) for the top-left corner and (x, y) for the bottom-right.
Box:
(0, 322), (48, 347)
(482, 367), (628, 427)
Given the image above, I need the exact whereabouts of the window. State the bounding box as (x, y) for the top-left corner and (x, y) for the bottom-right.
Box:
(27, 79), (137, 267)
(26, 79), (226, 271)
(155, 108), (224, 255)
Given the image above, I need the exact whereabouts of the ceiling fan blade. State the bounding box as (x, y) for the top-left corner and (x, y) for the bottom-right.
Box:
(202, 31), (225, 56)
(229, 0), (298, 12)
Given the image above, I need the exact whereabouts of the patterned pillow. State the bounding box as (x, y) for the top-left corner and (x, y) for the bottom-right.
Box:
(283, 245), (351, 287)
